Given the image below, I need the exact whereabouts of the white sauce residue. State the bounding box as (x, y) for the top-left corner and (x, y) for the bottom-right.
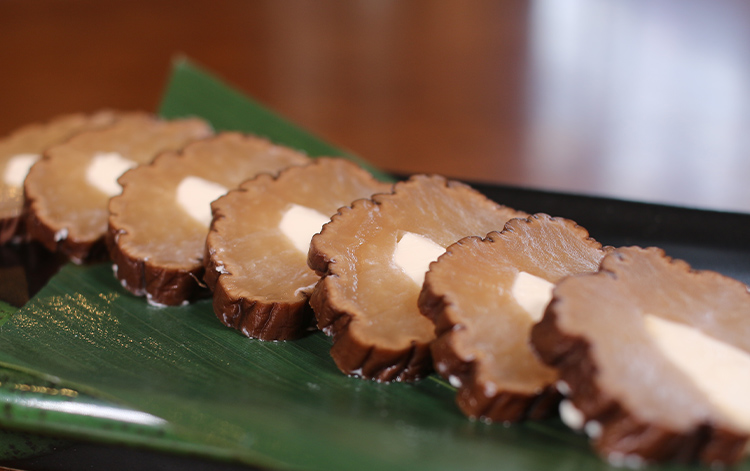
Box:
(584, 420), (603, 439)
(559, 399), (585, 430)
(393, 232), (445, 286)
(86, 152), (137, 196)
(54, 227), (68, 242)
(176, 176), (228, 227)
(4, 153), (40, 187)
(511, 271), (555, 322)
(644, 314), (750, 431)
(555, 380), (571, 396)
(279, 204), (330, 254)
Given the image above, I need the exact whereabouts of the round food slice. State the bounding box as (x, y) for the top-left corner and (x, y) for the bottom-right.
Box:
(0, 110), (119, 244)
(24, 113), (213, 263)
(419, 214), (610, 423)
(308, 174), (526, 382)
(531, 246), (750, 466)
(204, 157), (392, 340)
(108, 132), (311, 307)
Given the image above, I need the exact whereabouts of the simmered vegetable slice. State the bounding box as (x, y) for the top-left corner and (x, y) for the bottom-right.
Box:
(24, 113), (212, 262)
(108, 132), (310, 306)
(419, 214), (608, 423)
(531, 246), (750, 466)
(308, 174), (526, 382)
(204, 157), (391, 339)
(0, 110), (118, 243)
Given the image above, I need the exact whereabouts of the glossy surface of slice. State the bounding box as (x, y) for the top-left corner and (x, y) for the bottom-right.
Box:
(24, 113), (212, 262)
(531, 246), (750, 465)
(205, 157), (391, 339)
(308, 174), (526, 382)
(419, 214), (609, 422)
(109, 132), (310, 306)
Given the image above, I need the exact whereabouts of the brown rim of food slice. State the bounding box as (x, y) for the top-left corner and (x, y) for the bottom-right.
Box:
(531, 246), (750, 466)
(204, 157), (392, 340)
(107, 132), (311, 307)
(308, 174), (527, 382)
(0, 110), (119, 244)
(24, 113), (213, 263)
(418, 214), (610, 423)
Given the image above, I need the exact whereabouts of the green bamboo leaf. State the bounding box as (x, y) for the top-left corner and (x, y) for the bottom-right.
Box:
(0, 367), (69, 461)
(0, 264), (602, 471)
(0, 299), (15, 327)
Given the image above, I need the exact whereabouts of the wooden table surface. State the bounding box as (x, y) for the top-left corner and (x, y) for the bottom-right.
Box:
(2, 0), (750, 214)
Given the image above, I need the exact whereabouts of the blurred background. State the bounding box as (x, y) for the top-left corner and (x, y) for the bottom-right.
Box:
(2, 0), (749, 213)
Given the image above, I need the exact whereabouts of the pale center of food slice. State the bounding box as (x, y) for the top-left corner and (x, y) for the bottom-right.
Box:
(279, 204), (331, 254)
(644, 314), (750, 431)
(86, 152), (138, 197)
(511, 271), (555, 322)
(4, 153), (40, 187)
(176, 176), (228, 227)
(393, 232), (445, 286)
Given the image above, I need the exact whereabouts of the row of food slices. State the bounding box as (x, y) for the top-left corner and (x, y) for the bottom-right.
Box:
(2, 110), (749, 467)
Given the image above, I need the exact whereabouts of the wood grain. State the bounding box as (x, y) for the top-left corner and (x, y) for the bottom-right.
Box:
(2, 0), (749, 212)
